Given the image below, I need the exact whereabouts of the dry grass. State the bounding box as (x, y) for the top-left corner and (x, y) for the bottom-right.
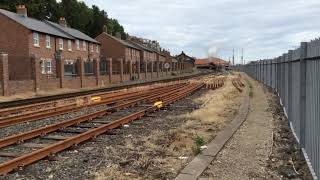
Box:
(94, 74), (247, 179)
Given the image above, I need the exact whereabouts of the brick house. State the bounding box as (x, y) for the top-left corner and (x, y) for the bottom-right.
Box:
(95, 27), (142, 82)
(127, 40), (157, 79)
(0, 5), (101, 94)
(45, 18), (101, 88)
(0, 6), (74, 80)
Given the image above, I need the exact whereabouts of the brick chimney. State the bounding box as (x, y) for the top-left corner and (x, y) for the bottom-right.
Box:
(16, 5), (27, 17)
(103, 25), (108, 34)
(58, 17), (67, 27)
(115, 32), (121, 39)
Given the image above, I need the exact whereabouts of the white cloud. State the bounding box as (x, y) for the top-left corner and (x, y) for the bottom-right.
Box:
(84, 0), (320, 63)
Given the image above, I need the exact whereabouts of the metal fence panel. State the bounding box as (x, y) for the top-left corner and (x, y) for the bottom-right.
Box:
(291, 61), (301, 141)
(306, 59), (320, 177)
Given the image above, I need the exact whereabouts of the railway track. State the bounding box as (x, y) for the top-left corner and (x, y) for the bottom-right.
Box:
(0, 83), (186, 128)
(232, 77), (245, 92)
(0, 82), (204, 175)
(0, 72), (209, 109)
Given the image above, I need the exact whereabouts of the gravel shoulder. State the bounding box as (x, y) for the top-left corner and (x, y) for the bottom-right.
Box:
(200, 74), (273, 179)
(200, 74), (312, 180)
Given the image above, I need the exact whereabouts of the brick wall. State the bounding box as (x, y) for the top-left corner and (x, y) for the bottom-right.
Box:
(82, 76), (97, 88)
(0, 14), (30, 80)
(63, 77), (81, 89)
(99, 76), (110, 86)
(39, 77), (60, 90)
(9, 80), (34, 95)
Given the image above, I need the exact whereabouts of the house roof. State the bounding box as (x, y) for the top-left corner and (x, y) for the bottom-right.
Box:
(0, 9), (73, 39)
(210, 57), (229, 65)
(195, 57), (229, 66)
(195, 59), (210, 65)
(45, 21), (99, 44)
(128, 41), (154, 53)
(100, 32), (141, 50)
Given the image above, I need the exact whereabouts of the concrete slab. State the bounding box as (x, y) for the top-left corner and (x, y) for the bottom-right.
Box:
(175, 91), (250, 180)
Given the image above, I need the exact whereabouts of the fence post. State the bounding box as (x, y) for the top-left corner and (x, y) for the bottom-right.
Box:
(119, 58), (123, 82)
(151, 61), (154, 78)
(108, 58), (112, 84)
(288, 50), (293, 122)
(31, 55), (40, 92)
(145, 60), (148, 78)
(137, 59), (141, 79)
(94, 58), (100, 86)
(55, 53), (64, 89)
(276, 57), (281, 93)
(0, 53), (9, 96)
(299, 42), (307, 148)
(77, 58), (84, 88)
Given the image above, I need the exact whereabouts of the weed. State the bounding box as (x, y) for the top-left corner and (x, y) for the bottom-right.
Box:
(192, 135), (205, 155)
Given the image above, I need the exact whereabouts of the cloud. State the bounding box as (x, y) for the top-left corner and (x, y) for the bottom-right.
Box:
(83, 0), (320, 63)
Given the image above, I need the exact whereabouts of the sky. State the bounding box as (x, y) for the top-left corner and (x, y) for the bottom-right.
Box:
(83, 0), (320, 63)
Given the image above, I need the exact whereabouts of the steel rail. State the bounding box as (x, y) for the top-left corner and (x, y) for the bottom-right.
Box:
(0, 83), (183, 118)
(0, 73), (209, 109)
(0, 83), (191, 149)
(0, 83), (204, 175)
(0, 84), (186, 128)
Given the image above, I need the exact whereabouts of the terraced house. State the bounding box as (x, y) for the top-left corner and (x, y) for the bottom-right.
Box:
(127, 38), (157, 79)
(96, 27), (142, 83)
(0, 5), (101, 94)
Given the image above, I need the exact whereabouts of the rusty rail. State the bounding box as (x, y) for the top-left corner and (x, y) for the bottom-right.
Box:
(0, 83), (204, 175)
(0, 84), (186, 128)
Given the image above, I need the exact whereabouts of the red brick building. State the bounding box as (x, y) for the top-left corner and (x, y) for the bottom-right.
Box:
(0, 5), (101, 95)
(96, 28), (142, 82)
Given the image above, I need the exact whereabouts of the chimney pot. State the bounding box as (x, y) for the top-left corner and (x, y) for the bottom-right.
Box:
(103, 25), (108, 34)
(115, 32), (121, 39)
(16, 5), (27, 17)
(58, 17), (67, 27)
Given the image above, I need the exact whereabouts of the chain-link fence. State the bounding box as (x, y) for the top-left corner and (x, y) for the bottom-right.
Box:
(235, 40), (320, 180)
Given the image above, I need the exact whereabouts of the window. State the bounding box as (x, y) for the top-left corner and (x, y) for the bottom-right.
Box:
(59, 38), (63, 50)
(33, 32), (39, 47)
(68, 40), (72, 51)
(40, 59), (45, 74)
(90, 44), (94, 52)
(84, 60), (94, 75)
(83, 41), (87, 51)
(45, 35), (51, 48)
(96, 45), (99, 53)
(46, 60), (52, 73)
(64, 60), (78, 76)
(40, 59), (52, 74)
(76, 40), (80, 50)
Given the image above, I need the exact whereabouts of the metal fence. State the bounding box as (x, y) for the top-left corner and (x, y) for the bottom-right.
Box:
(236, 40), (320, 180)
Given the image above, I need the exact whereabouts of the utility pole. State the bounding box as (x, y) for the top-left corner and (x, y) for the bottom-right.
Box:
(232, 48), (235, 65)
(241, 48), (244, 65)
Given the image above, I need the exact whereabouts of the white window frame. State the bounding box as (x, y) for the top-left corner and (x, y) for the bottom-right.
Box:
(83, 41), (87, 51)
(45, 35), (51, 48)
(33, 32), (39, 47)
(76, 40), (80, 50)
(40, 58), (46, 74)
(68, 40), (72, 51)
(59, 38), (64, 50)
(90, 44), (94, 52)
(96, 45), (99, 53)
(46, 59), (52, 74)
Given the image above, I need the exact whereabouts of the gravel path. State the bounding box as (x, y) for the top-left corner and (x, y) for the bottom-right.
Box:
(201, 76), (273, 179)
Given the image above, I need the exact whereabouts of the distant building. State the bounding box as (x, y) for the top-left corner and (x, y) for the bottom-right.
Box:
(175, 51), (196, 66)
(195, 57), (229, 70)
(95, 27), (141, 80)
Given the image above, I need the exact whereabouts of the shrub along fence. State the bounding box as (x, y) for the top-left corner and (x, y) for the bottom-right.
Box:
(237, 40), (320, 180)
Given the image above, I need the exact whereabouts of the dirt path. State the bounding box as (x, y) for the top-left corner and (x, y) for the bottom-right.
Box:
(200, 75), (274, 179)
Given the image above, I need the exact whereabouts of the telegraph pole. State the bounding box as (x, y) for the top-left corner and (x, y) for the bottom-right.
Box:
(232, 48), (235, 65)
(241, 48), (244, 65)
